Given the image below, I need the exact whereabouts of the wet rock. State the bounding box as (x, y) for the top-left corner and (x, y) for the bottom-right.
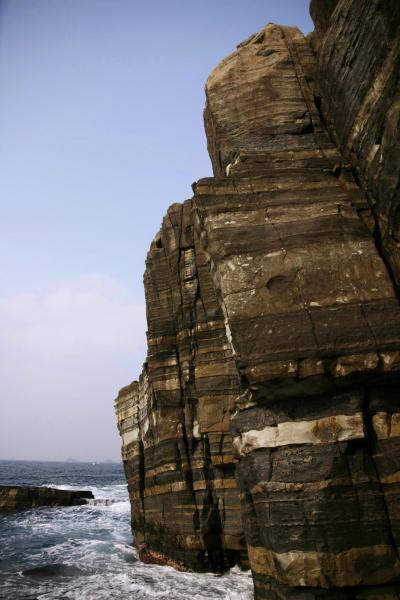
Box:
(0, 486), (93, 511)
(22, 563), (84, 578)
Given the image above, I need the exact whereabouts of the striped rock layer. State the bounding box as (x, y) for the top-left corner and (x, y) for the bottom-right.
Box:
(116, 5), (400, 599)
(310, 0), (400, 289)
(115, 205), (246, 572)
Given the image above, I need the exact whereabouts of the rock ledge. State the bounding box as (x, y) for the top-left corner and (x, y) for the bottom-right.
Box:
(0, 485), (94, 511)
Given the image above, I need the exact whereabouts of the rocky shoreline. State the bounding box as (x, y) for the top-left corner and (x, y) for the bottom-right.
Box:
(0, 485), (93, 511)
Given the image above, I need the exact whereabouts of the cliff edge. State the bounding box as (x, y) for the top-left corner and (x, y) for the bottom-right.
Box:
(115, 1), (400, 597)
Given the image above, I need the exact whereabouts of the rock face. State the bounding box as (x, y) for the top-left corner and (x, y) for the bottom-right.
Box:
(309, 0), (400, 288)
(116, 3), (400, 598)
(0, 486), (93, 511)
(115, 204), (247, 571)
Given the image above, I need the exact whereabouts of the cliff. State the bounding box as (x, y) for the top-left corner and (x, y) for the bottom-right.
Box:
(0, 486), (93, 511)
(115, 1), (400, 597)
(310, 0), (400, 288)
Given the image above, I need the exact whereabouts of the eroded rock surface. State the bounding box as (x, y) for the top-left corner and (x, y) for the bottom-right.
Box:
(116, 4), (400, 598)
(115, 201), (246, 571)
(0, 486), (93, 511)
(310, 0), (400, 288)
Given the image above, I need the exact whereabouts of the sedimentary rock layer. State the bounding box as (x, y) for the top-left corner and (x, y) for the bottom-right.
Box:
(310, 0), (400, 289)
(115, 201), (246, 571)
(0, 486), (93, 511)
(116, 4), (400, 598)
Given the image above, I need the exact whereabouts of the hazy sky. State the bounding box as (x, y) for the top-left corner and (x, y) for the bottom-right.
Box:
(0, 0), (313, 461)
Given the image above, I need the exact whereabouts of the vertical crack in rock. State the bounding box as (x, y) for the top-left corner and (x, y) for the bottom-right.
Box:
(116, 198), (246, 572)
(116, 3), (400, 597)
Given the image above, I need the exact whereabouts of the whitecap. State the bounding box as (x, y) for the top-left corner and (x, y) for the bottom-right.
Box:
(0, 465), (253, 599)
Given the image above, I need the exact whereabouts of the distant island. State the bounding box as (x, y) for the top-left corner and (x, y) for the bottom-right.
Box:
(65, 458), (118, 464)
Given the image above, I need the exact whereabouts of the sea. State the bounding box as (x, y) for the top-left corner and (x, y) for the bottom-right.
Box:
(0, 460), (253, 600)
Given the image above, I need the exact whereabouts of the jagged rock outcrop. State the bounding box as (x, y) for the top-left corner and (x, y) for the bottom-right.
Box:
(116, 3), (400, 598)
(0, 486), (93, 511)
(115, 203), (247, 571)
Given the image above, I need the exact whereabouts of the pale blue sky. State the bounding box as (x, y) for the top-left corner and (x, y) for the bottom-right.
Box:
(0, 0), (313, 461)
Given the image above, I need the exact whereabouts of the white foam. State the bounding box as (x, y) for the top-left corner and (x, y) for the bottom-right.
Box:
(41, 482), (129, 502)
(32, 567), (253, 600)
(1, 481), (253, 599)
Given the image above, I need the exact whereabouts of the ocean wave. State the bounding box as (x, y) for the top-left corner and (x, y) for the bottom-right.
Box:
(87, 498), (117, 506)
(40, 483), (129, 502)
(0, 462), (253, 599)
(23, 567), (253, 600)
